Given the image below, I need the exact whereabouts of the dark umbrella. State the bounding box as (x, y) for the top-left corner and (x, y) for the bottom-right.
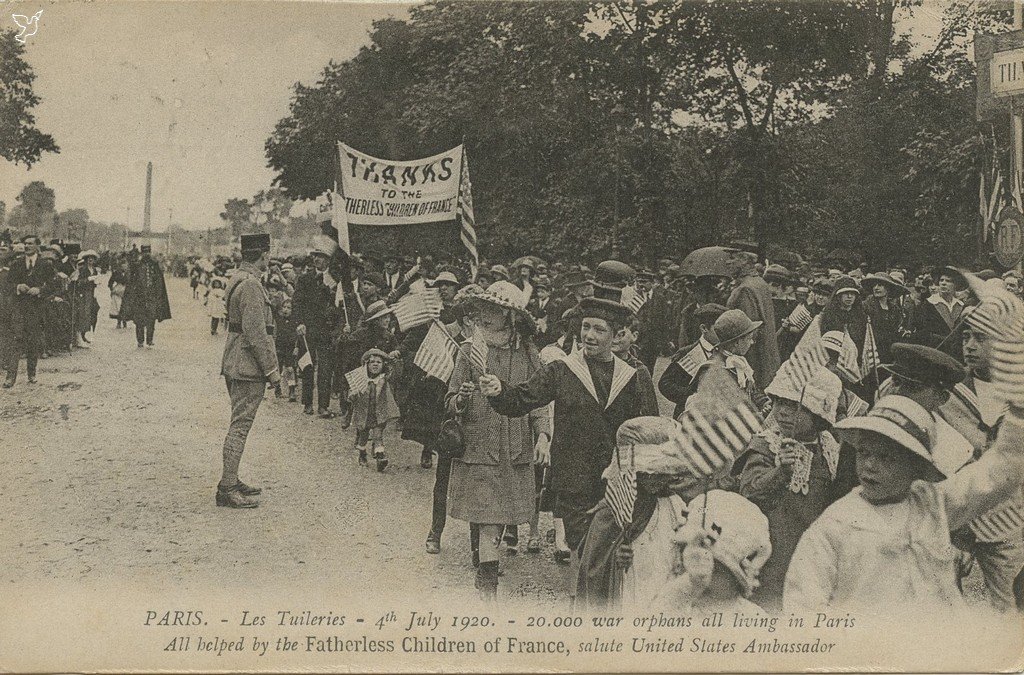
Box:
(679, 246), (742, 278)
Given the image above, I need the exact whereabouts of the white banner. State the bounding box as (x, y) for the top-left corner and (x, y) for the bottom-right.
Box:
(337, 143), (463, 226)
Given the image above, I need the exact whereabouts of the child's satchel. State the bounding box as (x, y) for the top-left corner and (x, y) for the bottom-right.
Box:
(435, 399), (467, 460)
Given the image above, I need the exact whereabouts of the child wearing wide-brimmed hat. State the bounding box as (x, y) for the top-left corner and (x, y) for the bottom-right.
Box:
(784, 394), (1024, 613)
(348, 348), (400, 472)
(733, 364), (844, 609)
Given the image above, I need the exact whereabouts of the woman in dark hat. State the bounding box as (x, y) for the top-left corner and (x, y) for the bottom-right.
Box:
(819, 276), (868, 357)
(861, 273), (908, 364)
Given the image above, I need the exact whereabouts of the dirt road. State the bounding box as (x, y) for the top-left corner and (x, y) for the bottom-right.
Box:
(1, 276), (567, 606)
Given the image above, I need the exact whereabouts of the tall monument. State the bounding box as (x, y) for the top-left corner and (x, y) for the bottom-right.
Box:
(143, 162), (153, 233)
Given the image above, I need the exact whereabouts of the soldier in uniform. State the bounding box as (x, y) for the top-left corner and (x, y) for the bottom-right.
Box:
(217, 234), (280, 509)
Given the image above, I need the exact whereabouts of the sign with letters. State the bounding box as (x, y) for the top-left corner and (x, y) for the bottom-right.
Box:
(337, 143), (463, 226)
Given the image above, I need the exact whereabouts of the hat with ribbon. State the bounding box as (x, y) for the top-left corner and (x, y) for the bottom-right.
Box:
(708, 309), (762, 348)
(241, 233), (271, 253)
(363, 300), (393, 322)
(833, 395), (956, 475)
(431, 271), (461, 287)
(831, 275), (860, 297)
(862, 272), (908, 296)
(592, 260), (635, 302)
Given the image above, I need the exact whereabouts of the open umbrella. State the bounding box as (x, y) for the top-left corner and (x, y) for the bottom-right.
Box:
(679, 246), (741, 278)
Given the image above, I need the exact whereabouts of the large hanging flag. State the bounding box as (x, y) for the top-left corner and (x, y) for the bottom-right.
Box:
(458, 148), (480, 274)
(413, 321), (459, 382)
(392, 288), (443, 332)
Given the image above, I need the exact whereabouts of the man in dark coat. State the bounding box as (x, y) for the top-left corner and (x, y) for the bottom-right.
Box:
(633, 269), (674, 372)
(4, 235), (55, 387)
(292, 236), (340, 417)
(120, 244), (171, 348)
(727, 254), (780, 389)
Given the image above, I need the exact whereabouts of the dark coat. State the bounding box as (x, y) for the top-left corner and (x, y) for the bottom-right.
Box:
(727, 275), (780, 390)
(120, 257), (171, 323)
(488, 352), (658, 504)
(292, 271), (336, 347)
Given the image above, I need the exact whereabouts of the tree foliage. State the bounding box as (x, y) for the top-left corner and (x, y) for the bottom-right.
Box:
(265, 0), (1005, 267)
(0, 28), (59, 167)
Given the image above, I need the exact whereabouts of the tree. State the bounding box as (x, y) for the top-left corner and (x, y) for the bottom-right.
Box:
(0, 28), (59, 166)
(9, 180), (55, 234)
(219, 197), (252, 237)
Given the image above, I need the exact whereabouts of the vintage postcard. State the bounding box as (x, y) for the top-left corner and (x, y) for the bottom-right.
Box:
(1, 0), (1023, 672)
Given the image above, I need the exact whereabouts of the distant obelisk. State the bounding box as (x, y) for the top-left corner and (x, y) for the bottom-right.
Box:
(143, 162), (153, 234)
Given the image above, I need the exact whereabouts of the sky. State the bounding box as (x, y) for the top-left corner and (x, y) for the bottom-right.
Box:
(1, 1), (410, 231)
(2, 0), (947, 232)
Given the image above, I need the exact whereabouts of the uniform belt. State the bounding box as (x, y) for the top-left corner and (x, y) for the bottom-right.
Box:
(228, 322), (274, 336)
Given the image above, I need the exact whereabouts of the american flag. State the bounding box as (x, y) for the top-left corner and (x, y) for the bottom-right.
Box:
(344, 365), (369, 397)
(604, 465), (637, 530)
(458, 148), (479, 275)
(624, 287), (648, 315)
(413, 321), (459, 382)
(674, 386), (764, 478)
(785, 303), (814, 332)
(298, 336), (313, 372)
(770, 341), (827, 396)
(468, 325), (489, 375)
(968, 283), (1024, 403)
(860, 319), (880, 381)
(676, 343), (709, 378)
(971, 502), (1024, 543)
(798, 316), (860, 384)
(392, 288), (443, 332)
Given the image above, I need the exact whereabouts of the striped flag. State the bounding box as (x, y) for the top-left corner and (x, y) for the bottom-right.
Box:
(458, 149), (479, 275)
(468, 325), (489, 375)
(967, 283), (1024, 404)
(676, 343), (709, 378)
(785, 303), (814, 332)
(344, 365), (369, 397)
(860, 319), (880, 381)
(392, 288), (443, 332)
(414, 321), (459, 382)
(971, 502), (1024, 542)
(674, 402), (763, 478)
(768, 341), (827, 396)
(836, 328), (862, 384)
(604, 467), (637, 530)
(623, 287), (648, 315)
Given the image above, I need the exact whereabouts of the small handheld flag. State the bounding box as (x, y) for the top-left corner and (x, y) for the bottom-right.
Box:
(344, 365), (369, 397)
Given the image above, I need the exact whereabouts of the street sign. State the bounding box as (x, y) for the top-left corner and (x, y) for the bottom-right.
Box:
(995, 207), (1024, 267)
(992, 48), (1024, 97)
(975, 30), (1024, 120)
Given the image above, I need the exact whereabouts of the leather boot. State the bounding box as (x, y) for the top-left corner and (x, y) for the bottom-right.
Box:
(475, 561), (499, 601)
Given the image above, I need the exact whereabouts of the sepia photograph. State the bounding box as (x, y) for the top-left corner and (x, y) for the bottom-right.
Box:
(1, 0), (1023, 672)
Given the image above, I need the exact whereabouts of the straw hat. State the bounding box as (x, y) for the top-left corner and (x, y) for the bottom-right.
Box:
(833, 395), (956, 475)
(468, 280), (536, 330)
